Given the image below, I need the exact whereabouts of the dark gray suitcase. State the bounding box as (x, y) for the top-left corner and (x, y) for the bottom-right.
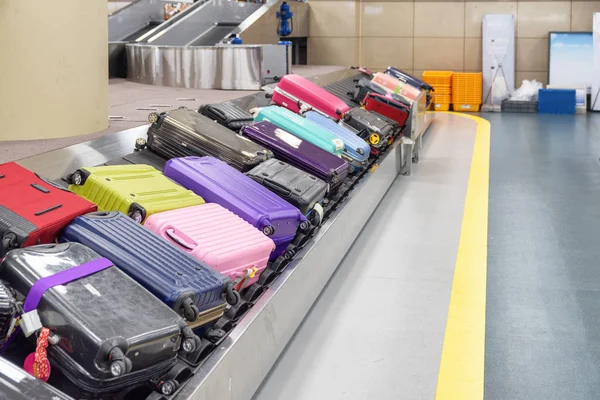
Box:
(340, 108), (399, 156)
(198, 102), (254, 132)
(0, 357), (73, 400)
(0, 242), (200, 396)
(246, 158), (328, 223)
(322, 74), (365, 109)
(147, 107), (273, 172)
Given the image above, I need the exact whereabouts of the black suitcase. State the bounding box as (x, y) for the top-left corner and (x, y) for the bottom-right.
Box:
(351, 77), (412, 108)
(0, 357), (73, 400)
(340, 108), (399, 155)
(0, 243), (201, 396)
(0, 281), (16, 347)
(198, 102), (254, 132)
(146, 107), (273, 172)
(246, 158), (328, 224)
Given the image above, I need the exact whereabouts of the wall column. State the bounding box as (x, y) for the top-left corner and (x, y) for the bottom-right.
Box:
(0, 0), (108, 141)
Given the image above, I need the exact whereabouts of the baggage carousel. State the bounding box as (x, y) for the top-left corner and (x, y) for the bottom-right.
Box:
(15, 68), (433, 400)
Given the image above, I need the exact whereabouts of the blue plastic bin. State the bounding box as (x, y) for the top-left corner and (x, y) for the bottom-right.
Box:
(538, 89), (576, 115)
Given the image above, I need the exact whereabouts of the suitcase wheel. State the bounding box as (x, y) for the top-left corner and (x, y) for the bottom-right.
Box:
(128, 203), (146, 224)
(148, 112), (160, 124)
(225, 286), (241, 306)
(261, 225), (275, 236)
(181, 297), (200, 322)
(157, 380), (179, 396)
(135, 138), (147, 151)
(108, 347), (132, 377)
(1, 233), (17, 252)
(299, 220), (311, 232)
(68, 169), (89, 186)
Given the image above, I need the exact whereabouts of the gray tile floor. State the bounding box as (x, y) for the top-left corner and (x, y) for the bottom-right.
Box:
(485, 112), (600, 400)
(253, 114), (477, 400)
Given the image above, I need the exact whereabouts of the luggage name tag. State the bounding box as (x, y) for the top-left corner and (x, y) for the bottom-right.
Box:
(233, 267), (259, 291)
(23, 327), (51, 382)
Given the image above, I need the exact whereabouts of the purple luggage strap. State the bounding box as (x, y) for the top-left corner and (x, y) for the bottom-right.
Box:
(23, 257), (114, 312)
(0, 257), (113, 352)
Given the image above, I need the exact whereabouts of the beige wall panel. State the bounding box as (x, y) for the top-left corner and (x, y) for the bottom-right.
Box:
(517, 2), (571, 38)
(516, 38), (549, 72)
(413, 38), (465, 70)
(465, 2), (517, 38)
(465, 38), (483, 71)
(414, 2), (466, 38)
(360, 38), (413, 69)
(360, 2), (414, 38)
(571, 2), (600, 31)
(308, 37), (359, 66)
(0, 0), (108, 140)
(309, 2), (358, 37)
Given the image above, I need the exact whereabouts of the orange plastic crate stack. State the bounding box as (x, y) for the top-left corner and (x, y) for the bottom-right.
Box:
(422, 71), (453, 111)
(451, 72), (482, 112)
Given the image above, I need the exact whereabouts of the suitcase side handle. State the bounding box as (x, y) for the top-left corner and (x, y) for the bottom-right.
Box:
(165, 228), (196, 251)
(262, 178), (292, 197)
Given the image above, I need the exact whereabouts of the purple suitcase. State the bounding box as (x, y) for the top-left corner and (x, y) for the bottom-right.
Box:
(163, 156), (309, 260)
(240, 121), (350, 187)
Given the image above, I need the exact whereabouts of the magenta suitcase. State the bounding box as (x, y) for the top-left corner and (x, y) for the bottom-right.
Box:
(144, 204), (275, 289)
(272, 74), (350, 120)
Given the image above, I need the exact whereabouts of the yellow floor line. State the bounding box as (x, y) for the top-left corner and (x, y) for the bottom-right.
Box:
(435, 113), (491, 400)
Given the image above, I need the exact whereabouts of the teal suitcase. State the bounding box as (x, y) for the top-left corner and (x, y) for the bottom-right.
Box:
(251, 106), (345, 157)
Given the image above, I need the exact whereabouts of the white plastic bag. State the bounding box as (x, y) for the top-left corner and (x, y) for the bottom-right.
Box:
(509, 80), (543, 101)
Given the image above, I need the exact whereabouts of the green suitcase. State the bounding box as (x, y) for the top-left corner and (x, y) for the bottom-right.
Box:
(67, 164), (204, 223)
(251, 106), (345, 157)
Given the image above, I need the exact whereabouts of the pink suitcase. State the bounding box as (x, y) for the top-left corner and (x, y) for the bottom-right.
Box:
(372, 72), (421, 103)
(272, 74), (350, 120)
(144, 203), (275, 289)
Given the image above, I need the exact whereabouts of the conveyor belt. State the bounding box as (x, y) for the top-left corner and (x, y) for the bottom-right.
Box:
(13, 68), (433, 400)
(323, 75), (363, 109)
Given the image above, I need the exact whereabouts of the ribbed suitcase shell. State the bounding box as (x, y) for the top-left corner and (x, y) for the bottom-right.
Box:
(0, 162), (97, 257)
(241, 121), (350, 187)
(252, 106), (345, 157)
(246, 159), (328, 216)
(1, 243), (187, 394)
(385, 67), (434, 92)
(148, 107), (272, 172)
(0, 281), (16, 346)
(363, 93), (410, 130)
(198, 102), (254, 132)
(272, 74), (350, 120)
(0, 357), (73, 400)
(163, 157), (307, 259)
(67, 164), (204, 223)
(60, 212), (228, 326)
(304, 111), (370, 169)
(144, 204), (275, 288)
(372, 72), (421, 102)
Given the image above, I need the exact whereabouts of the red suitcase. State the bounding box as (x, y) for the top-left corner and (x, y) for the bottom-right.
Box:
(0, 162), (97, 256)
(363, 93), (410, 130)
(272, 74), (350, 120)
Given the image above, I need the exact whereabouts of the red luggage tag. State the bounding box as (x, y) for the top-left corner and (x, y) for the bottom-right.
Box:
(24, 327), (51, 381)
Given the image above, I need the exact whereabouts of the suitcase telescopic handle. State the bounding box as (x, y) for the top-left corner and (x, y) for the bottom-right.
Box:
(165, 229), (196, 251)
(262, 179), (292, 197)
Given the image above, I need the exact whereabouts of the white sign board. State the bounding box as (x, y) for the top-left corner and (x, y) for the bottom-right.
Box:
(482, 14), (515, 106)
